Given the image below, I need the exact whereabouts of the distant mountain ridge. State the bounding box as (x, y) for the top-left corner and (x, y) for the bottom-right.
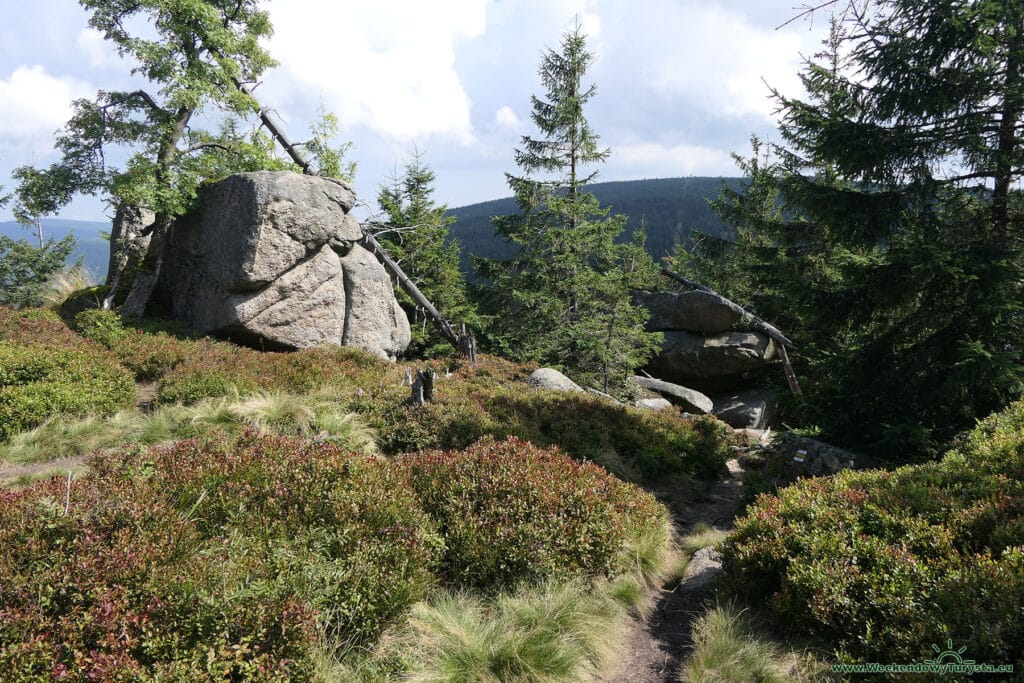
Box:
(446, 177), (742, 270)
(1, 177), (740, 285)
(0, 219), (111, 280)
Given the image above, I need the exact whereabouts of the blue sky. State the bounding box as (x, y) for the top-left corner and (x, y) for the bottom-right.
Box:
(0, 1), (828, 223)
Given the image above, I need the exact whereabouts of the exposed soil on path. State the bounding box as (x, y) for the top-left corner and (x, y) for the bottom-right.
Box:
(600, 458), (746, 683)
(0, 455), (87, 485)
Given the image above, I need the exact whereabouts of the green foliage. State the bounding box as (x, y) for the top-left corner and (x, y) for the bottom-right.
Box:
(689, 4), (1024, 458)
(375, 150), (477, 357)
(403, 436), (668, 589)
(0, 338), (135, 441)
(363, 356), (730, 483)
(2, 309), (728, 490)
(478, 23), (660, 391)
(303, 104), (357, 181)
(40, 0), (277, 214)
(0, 235), (76, 308)
(10, 165), (74, 246)
(722, 399), (1024, 666)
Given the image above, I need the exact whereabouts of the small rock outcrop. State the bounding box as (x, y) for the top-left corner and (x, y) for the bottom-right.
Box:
(155, 171), (410, 359)
(526, 368), (584, 393)
(634, 287), (783, 428)
(635, 397), (673, 411)
(712, 389), (777, 429)
(628, 375), (713, 414)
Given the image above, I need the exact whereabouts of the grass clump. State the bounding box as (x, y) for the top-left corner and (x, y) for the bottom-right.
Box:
(681, 603), (827, 683)
(722, 398), (1024, 667)
(403, 582), (626, 683)
(680, 522), (728, 556)
(1, 390), (377, 465)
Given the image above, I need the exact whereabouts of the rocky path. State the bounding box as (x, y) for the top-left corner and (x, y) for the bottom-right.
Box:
(600, 458), (746, 683)
(0, 455), (86, 485)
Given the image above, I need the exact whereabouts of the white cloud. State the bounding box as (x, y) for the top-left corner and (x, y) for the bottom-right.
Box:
(495, 105), (521, 129)
(613, 141), (734, 176)
(76, 28), (120, 69)
(0, 66), (93, 145)
(638, 1), (810, 119)
(264, 0), (487, 143)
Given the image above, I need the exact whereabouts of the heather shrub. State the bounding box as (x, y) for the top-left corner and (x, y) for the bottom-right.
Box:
(0, 342), (135, 440)
(157, 343), (390, 404)
(110, 432), (442, 644)
(71, 308), (128, 347)
(0, 466), (317, 680)
(0, 432), (445, 678)
(722, 399), (1024, 666)
(371, 356), (730, 484)
(402, 436), (669, 589)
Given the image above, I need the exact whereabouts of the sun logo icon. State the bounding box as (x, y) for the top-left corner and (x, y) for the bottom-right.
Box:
(925, 640), (976, 665)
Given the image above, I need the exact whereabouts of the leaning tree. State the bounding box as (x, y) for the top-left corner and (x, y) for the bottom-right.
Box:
(21, 0), (281, 316)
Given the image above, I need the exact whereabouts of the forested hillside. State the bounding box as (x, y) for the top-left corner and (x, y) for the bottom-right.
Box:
(447, 177), (740, 269)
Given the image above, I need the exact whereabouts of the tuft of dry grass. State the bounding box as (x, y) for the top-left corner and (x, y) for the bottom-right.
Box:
(680, 522), (728, 556)
(1, 391), (377, 467)
(40, 265), (96, 307)
(680, 603), (829, 683)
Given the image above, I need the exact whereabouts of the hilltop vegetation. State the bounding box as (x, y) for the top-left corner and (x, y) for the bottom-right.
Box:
(0, 305), (731, 679)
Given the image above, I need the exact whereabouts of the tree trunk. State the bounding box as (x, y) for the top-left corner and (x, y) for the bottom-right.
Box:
(117, 107), (192, 318)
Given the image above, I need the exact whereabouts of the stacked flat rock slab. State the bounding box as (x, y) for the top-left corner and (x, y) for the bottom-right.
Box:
(635, 290), (742, 334)
(646, 330), (776, 389)
(628, 375), (712, 414)
(155, 171), (410, 359)
(634, 289), (780, 428)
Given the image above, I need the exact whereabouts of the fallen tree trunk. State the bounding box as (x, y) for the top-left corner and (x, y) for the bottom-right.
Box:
(238, 83), (474, 360)
(660, 267), (802, 394)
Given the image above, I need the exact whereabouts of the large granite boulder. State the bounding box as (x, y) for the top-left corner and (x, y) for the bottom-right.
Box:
(155, 171), (410, 359)
(633, 290), (742, 334)
(645, 330), (776, 391)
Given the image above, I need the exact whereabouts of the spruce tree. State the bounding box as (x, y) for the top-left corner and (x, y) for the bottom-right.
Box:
(691, 3), (1024, 457)
(479, 23), (659, 391)
(374, 151), (475, 357)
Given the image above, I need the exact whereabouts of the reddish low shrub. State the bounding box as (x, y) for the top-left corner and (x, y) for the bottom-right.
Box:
(402, 436), (667, 589)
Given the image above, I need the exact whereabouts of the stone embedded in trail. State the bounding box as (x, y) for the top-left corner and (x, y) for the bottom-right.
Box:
(628, 375), (713, 414)
(526, 368), (585, 393)
(632, 290), (743, 334)
(680, 546), (722, 592)
(155, 171), (410, 359)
